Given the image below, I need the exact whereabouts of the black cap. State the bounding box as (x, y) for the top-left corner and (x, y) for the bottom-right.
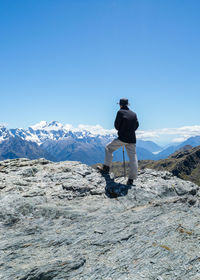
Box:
(119, 98), (129, 106)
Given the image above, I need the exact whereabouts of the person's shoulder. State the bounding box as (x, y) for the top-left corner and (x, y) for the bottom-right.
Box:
(117, 109), (123, 114)
(129, 109), (136, 114)
(129, 109), (137, 117)
(115, 110), (123, 119)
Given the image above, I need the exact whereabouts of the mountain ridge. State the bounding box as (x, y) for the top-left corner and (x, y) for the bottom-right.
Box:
(1, 121), (200, 164)
(139, 145), (200, 186)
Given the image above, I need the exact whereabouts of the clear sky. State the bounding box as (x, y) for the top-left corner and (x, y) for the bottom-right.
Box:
(1, 0), (200, 134)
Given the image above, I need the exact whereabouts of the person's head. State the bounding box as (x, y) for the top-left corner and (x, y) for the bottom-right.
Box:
(119, 98), (129, 108)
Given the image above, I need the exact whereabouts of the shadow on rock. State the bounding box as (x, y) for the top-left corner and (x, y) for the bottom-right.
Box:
(102, 174), (132, 198)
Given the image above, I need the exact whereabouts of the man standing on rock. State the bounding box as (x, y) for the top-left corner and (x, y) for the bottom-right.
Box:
(98, 98), (139, 185)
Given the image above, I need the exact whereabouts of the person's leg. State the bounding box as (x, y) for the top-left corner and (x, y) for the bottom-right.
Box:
(125, 143), (138, 180)
(104, 138), (123, 167)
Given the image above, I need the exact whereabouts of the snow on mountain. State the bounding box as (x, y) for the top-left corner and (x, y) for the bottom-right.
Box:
(0, 126), (12, 142)
(2, 121), (199, 164)
(30, 121), (48, 130)
(0, 122), (119, 164)
(29, 121), (116, 136)
(30, 121), (65, 131)
(0, 121), (117, 146)
(0, 122), (152, 163)
(25, 121), (116, 145)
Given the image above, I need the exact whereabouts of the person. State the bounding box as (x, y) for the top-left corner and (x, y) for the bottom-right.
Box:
(98, 98), (139, 185)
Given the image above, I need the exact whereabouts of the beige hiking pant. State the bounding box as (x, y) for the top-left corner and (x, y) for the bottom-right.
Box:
(105, 138), (138, 180)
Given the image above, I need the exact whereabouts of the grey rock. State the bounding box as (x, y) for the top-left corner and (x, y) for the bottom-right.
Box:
(0, 158), (200, 280)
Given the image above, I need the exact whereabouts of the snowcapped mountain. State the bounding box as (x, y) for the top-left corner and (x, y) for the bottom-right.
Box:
(1, 121), (116, 145)
(0, 136), (55, 161)
(1, 121), (105, 139)
(1, 121), (198, 164)
(0, 121), (117, 164)
(0, 126), (12, 142)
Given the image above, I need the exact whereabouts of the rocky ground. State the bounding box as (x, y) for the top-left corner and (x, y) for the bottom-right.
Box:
(0, 158), (200, 280)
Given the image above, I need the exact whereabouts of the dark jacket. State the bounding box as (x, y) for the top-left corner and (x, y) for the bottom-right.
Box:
(114, 106), (139, 143)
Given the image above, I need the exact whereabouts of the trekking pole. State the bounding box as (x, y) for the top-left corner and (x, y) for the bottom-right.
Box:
(122, 145), (126, 178)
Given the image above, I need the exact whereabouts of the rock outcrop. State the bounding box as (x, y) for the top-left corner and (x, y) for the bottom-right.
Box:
(0, 158), (200, 280)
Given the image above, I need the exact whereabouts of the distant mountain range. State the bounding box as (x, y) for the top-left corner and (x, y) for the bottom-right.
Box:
(1, 121), (200, 164)
(139, 145), (200, 186)
(152, 136), (200, 160)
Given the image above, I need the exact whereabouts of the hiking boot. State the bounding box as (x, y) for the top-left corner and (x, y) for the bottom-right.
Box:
(96, 165), (110, 174)
(127, 179), (133, 185)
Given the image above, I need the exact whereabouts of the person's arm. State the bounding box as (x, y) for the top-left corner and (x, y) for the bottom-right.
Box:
(114, 111), (122, 130)
(134, 114), (139, 131)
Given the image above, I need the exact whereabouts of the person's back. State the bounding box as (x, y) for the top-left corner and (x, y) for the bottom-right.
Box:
(115, 106), (139, 144)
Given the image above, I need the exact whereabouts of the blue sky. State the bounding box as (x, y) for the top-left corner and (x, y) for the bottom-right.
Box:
(1, 0), (200, 139)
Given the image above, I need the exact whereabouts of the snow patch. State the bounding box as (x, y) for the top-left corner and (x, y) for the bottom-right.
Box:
(30, 121), (48, 130)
